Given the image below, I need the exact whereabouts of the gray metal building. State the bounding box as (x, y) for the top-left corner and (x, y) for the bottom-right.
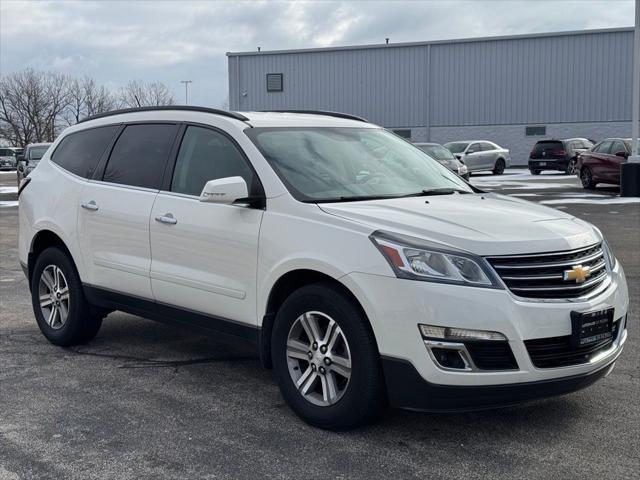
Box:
(227, 27), (633, 164)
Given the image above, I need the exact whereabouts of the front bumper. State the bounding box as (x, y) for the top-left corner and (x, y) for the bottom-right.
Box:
(341, 260), (628, 399)
(382, 353), (619, 412)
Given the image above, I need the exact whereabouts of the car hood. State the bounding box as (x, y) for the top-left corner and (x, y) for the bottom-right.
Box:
(319, 193), (600, 256)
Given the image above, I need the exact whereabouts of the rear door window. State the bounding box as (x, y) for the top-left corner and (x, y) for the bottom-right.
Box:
(481, 142), (495, 151)
(103, 124), (178, 189)
(52, 126), (119, 178)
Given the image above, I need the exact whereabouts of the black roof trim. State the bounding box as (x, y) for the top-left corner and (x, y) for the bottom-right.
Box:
(79, 106), (249, 124)
(261, 109), (368, 122)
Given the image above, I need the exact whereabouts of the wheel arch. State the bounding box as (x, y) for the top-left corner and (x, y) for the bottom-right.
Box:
(28, 229), (77, 286)
(259, 269), (375, 369)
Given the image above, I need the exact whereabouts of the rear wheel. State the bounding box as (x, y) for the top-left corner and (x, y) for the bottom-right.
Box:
(565, 158), (577, 175)
(580, 167), (597, 189)
(530, 169), (541, 175)
(31, 247), (103, 346)
(271, 283), (385, 430)
(492, 158), (505, 175)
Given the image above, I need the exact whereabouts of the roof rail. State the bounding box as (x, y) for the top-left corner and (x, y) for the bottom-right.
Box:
(78, 106), (249, 124)
(262, 109), (368, 122)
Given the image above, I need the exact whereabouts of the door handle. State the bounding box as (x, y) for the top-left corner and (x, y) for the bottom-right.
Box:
(81, 201), (99, 211)
(155, 213), (177, 225)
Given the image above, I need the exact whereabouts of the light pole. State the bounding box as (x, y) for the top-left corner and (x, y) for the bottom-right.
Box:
(180, 80), (193, 105)
(621, 0), (640, 196)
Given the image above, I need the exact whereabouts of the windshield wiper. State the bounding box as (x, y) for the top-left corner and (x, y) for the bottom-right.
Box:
(402, 188), (471, 197)
(313, 193), (408, 203)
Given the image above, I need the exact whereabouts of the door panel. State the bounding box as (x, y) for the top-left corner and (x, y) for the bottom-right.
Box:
(149, 124), (265, 325)
(465, 144), (483, 171)
(150, 195), (263, 324)
(78, 182), (157, 298)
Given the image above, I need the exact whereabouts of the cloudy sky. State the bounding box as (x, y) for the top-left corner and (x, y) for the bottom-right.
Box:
(0, 0), (634, 107)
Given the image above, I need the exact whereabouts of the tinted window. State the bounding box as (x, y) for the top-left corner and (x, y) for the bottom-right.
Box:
(171, 126), (258, 197)
(610, 141), (626, 155)
(533, 141), (562, 154)
(28, 146), (50, 160)
(481, 142), (495, 151)
(469, 143), (482, 153)
(103, 124), (177, 189)
(418, 145), (454, 161)
(444, 142), (469, 154)
(52, 127), (118, 178)
(595, 140), (613, 154)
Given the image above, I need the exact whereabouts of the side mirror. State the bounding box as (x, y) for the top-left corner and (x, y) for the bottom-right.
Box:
(614, 151), (628, 158)
(199, 176), (249, 204)
(466, 149), (475, 154)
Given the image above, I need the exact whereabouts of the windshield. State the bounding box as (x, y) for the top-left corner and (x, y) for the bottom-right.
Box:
(246, 127), (472, 202)
(29, 146), (49, 160)
(418, 145), (455, 161)
(443, 142), (469, 154)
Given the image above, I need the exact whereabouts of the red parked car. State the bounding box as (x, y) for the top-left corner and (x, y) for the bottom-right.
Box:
(576, 138), (631, 189)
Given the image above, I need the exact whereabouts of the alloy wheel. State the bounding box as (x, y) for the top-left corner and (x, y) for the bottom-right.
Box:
(286, 311), (352, 407)
(38, 265), (70, 330)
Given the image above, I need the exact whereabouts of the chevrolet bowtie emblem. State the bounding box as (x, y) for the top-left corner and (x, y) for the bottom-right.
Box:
(563, 265), (591, 284)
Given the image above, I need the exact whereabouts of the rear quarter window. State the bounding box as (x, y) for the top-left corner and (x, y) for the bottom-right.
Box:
(52, 126), (120, 178)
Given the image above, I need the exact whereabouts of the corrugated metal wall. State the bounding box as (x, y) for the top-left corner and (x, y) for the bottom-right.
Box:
(228, 29), (633, 128)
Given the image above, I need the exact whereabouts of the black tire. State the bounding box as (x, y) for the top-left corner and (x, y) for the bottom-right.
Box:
(580, 167), (597, 189)
(31, 246), (103, 346)
(530, 169), (541, 175)
(492, 158), (506, 175)
(565, 158), (577, 175)
(271, 282), (385, 430)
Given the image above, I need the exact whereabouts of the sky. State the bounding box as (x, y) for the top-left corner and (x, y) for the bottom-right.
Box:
(0, 0), (635, 108)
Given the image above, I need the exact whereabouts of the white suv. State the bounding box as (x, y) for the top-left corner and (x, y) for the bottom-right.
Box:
(18, 107), (628, 430)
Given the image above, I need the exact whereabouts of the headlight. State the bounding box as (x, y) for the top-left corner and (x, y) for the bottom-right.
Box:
(593, 227), (617, 270)
(370, 231), (503, 288)
(602, 238), (617, 270)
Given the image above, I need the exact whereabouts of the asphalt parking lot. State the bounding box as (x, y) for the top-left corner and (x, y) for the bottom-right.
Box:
(0, 168), (638, 480)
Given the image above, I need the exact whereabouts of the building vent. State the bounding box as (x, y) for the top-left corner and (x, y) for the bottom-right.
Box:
(266, 73), (283, 92)
(393, 129), (411, 139)
(525, 126), (546, 136)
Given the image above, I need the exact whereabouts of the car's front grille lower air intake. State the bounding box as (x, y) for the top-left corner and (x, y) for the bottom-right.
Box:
(485, 244), (609, 300)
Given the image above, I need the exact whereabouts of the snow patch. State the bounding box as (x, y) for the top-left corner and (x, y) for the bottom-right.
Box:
(0, 186), (18, 194)
(0, 201), (18, 208)
(540, 198), (640, 205)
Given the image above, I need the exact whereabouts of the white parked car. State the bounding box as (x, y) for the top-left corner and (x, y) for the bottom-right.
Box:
(443, 140), (511, 174)
(18, 107), (628, 430)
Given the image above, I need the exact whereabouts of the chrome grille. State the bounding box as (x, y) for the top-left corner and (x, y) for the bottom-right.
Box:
(486, 244), (609, 300)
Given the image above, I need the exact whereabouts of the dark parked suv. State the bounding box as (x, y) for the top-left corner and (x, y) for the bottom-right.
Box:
(576, 138), (631, 189)
(528, 138), (593, 175)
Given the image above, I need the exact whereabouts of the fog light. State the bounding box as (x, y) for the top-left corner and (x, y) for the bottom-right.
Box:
(431, 347), (466, 369)
(419, 324), (507, 341)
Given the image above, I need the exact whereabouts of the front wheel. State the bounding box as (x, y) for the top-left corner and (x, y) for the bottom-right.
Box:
(271, 283), (385, 430)
(580, 167), (597, 189)
(492, 158), (506, 175)
(31, 247), (103, 346)
(530, 169), (541, 175)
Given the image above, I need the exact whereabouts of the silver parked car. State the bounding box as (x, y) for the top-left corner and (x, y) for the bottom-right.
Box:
(17, 143), (52, 184)
(414, 142), (469, 180)
(443, 140), (511, 175)
(0, 147), (21, 170)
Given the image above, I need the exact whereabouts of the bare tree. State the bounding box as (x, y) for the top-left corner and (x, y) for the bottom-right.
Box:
(0, 70), (177, 147)
(0, 69), (71, 145)
(118, 80), (176, 108)
(64, 77), (116, 126)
